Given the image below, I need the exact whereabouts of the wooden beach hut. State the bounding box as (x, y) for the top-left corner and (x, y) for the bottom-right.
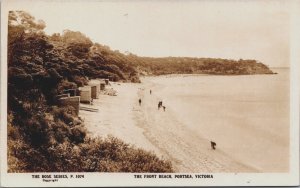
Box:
(97, 79), (106, 90)
(63, 89), (77, 96)
(58, 96), (80, 116)
(91, 85), (98, 99)
(79, 86), (92, 103)
(100, 82), (105, 90)
(88, 80), (100, 99)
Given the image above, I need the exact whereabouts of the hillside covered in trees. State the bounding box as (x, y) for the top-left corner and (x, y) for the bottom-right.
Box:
(134, 56), (273, 75)
(7, 11), (172, 172)
(7, 11), (273, 172)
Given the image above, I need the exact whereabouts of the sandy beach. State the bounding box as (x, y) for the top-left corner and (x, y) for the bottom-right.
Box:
(80, 70), (289, 173)
(79, 83), (163, 156)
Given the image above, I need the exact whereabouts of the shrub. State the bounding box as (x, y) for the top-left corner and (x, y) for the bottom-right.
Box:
(7, 11), (176, 174)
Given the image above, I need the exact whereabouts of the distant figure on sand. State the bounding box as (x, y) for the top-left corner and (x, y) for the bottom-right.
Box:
(139, 98), (142, 106)
(158, 101), (162, 109)
(150, 90), (152, 95)
(163, 106), (166, 111)
(210, 141), (216, 150)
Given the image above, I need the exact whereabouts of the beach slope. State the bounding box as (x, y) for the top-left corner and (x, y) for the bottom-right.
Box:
(80, 80), (260, 172)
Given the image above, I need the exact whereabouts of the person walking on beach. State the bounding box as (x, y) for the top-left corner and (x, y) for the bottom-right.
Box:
(163, 106), (166, 111)
(158, 101), (162, 109)
(150, 90), (152, 95)
(160, 101), (163, 106)
(139, 98), (142, 106)
(210, 141), (216, 150)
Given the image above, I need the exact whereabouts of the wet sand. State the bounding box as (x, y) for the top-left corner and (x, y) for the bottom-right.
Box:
(80, 71), (289, 172)
(79, 82), (255, 172)
(134, 78), (258, 172)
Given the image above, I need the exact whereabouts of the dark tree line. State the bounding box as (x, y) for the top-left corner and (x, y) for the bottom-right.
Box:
(7, 11), (272, 172)
(7, 11), (172, 173)
(133, 56), (273, 75)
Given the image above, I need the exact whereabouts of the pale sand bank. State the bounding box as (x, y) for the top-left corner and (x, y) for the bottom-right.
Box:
(134, 78), (258, 172)
(138, 71), (289, 172)
(79, 78), (271, 172)
(79, 82), (163, 157)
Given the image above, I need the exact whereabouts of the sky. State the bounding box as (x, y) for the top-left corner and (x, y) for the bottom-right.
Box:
(6, 0), (292, 67)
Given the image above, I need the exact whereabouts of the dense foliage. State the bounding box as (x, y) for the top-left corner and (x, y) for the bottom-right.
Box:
(7, 11), (273, 172)
(132, 56), (273, 75)
(7, 11), (172, 172)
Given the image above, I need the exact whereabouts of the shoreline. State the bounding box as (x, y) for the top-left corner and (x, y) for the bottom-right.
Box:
(141, 70), (282, 79)
(80, 78), (260, 172)
(138, 70), (289, 172)
(136, 78), (258, 172)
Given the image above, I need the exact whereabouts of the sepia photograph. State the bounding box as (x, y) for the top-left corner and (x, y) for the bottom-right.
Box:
(1, 0), (299, 187)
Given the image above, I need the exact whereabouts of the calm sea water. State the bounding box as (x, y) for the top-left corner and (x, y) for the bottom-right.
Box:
(152, 68), (289, 172)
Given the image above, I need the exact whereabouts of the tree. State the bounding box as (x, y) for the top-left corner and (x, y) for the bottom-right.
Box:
(8, 11), (46, 65)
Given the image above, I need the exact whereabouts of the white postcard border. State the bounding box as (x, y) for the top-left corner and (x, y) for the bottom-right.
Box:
(1, 0), (299, 187)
